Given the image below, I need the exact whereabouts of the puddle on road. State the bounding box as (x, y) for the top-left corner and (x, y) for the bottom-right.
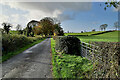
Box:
(23, 39), (48, 54)
(23, 51), (33, 54)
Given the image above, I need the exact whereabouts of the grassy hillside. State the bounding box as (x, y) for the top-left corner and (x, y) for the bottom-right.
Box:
(77, 31), (119, 42)
(65, 31), (105, 36)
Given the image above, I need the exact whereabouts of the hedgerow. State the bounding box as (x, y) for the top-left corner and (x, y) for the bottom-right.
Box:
(2, 34), (44, 56)
(89, 42), (120, 78)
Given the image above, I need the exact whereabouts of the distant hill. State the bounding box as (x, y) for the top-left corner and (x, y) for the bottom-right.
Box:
(65, 30), (117, 36)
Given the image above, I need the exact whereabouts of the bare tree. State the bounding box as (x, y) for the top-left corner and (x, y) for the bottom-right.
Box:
(16, 24), (24, 35)
(16, 24), (22, 31)
(114, 21), (119, 30)
(2, 22), (12, 34)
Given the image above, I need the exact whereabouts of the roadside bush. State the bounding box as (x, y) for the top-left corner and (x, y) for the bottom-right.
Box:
(55, 36), (81, 55)
(2, 34), (43, 56)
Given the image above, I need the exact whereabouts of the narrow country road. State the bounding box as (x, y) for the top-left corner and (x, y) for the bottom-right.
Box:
(2, 38), (52, 78)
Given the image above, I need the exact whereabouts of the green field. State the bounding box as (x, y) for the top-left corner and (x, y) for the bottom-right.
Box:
(66, 31), (119, 42)
(65, 31), (105, 36)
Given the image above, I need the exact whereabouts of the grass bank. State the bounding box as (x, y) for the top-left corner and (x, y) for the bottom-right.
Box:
(51, 38), (93, 78)
(2, 38), (45, 62)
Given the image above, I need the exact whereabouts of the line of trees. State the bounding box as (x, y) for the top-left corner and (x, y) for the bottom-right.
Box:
(99, 21), (119, 31)
(1, 17), (64, 37)
(25, 17), (64, 37)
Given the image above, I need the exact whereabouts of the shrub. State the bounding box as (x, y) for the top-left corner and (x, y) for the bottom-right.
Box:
(55, 36), (81, 55)
(2, 34), (43, 56)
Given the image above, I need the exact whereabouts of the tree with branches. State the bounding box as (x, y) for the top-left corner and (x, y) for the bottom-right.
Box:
(104, 0), (120, 10)
(114, 21), (119, 30)
(40, 17), (54, 37)
(54, 23), (64, 36)
(16, 24), (23, 34)
(2, 22), (12, 34)
(100, 24), (108, 31)
(26, 20), (39, 37)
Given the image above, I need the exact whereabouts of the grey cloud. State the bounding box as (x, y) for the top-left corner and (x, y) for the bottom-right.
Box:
(2, 2), (92, 22)
(57, 13), (76, 21)
(13, 2), (92, 12)
(6, 2), (92, 15)
(23, 2), (92, 21)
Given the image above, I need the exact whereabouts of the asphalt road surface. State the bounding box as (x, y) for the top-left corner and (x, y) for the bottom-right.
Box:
(2, 38), (52, 78)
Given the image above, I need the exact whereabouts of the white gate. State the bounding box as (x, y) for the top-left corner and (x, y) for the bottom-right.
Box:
(80, 42), (100, 60)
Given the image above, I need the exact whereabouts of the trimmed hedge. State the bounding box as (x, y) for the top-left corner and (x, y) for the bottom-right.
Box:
(55, 36), (81, 55)
(89, 42), (120, 78)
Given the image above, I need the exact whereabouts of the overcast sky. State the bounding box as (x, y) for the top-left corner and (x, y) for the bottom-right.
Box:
(0, 1), (119, 32)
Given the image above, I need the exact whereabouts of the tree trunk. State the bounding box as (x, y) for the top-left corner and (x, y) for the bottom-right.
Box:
(27, 33), (29, 37)
(7, 31), (9, 34)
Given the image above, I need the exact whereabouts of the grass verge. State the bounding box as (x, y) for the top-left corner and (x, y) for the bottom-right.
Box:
(2, 38), (46, 62)
(51, 38), (93, 78)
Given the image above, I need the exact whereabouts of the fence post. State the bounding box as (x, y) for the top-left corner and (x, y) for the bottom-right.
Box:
(80, 43), (82, 57)
(86, 43), (87, 58)
(92, 45), (94, 63)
